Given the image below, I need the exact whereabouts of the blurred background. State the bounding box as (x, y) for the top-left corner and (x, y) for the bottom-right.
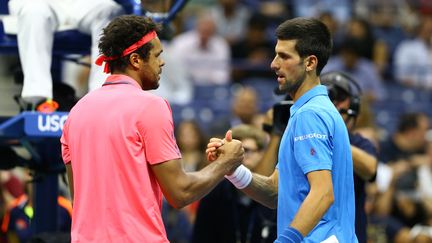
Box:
(1, 0), (432, 242)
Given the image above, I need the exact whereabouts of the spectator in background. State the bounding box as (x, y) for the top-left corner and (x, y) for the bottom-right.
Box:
(175, 120), (208, 173)
(366, 169), (432, 242)
(394, 15), (432, 90)
(0, 171), (24, 203)
(230, 13), (274, 82)
(419, 0), (432, 15)
(379, 112), (429, 165)
(363, 1), (408, 47)
(417, 141), (432, 207)
(291, 0), (352, 23)
(323, 37), (386, 101)
(345, 17), (389, 77)
(254, 1), (291, 38)
(0, 185), (6, 243)
(150, 44), (193, 105)
(318, 12), (344, 55)
(0, 169), (23, 243)
(210, 86), (261, 136)
(161, 120), (209, 243)
(170, 11), (231, 85)
(1, 170), (72, 243)
(7, 0), (123, 112)
(209, 0), (251, 45)
(192, 124), (277, 243)
(346, 18), (375, 60)
(161, 199), (192, 243)
(357, 1), (407, 80)
(377, 112), (430, 223)
(373, 112), (432, 241)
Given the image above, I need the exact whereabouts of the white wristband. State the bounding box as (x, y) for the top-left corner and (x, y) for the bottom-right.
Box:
(224, 165), (252, 189)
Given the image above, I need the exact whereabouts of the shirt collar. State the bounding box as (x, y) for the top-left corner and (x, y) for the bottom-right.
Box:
(104, 74), (142, 89)
(290, 85), (328, 117)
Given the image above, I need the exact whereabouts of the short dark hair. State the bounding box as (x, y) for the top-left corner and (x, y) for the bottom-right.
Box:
(397, 112), (427, 133)
(275, 17), (332, 75)
(98, 15), (161, 73)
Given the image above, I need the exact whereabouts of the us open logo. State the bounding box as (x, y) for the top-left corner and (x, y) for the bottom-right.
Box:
(37, 114), (68, 132)
(23, 112), (69, 137)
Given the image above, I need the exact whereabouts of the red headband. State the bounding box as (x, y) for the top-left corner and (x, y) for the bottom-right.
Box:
(95, 31), (158, 73)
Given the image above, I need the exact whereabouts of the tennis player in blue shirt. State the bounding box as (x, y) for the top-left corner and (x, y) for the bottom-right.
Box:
(207, 17), (358, 243)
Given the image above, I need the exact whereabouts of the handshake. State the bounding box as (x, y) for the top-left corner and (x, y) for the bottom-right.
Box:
(205, 130), (253, 189)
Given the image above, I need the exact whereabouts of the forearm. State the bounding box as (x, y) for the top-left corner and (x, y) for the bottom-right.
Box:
(351, 145), (377, 180)
(254, 134), (281, 176)
(374, 187), (395, 215)
(242, 172), (278, 209)
(290, 189), (334, 236)
(164, 158), (235, 209)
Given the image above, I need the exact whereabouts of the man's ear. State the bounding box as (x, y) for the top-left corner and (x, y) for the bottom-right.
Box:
(129, 53), (141, 70)
(305, 55), (318, 71)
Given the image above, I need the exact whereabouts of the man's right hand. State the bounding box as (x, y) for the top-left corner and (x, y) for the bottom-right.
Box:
(206, 130), (244, 172)
(206, 130), (232, 162)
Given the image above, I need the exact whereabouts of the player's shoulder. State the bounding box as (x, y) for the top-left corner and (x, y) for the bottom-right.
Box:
(137, 91), (168, 105)
(133, 92), (172, 115)
(297, 100), (337, 118)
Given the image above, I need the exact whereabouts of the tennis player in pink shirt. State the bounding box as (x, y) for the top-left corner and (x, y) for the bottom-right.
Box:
(60, 15), (244, 243)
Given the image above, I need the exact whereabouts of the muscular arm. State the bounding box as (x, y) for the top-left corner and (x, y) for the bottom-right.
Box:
(205, 130), (280, 208)
(351, 145), (378, 181)
(241, 169), (279, 209)
(65, 163), (74, 204)
(151, 156), (240, 209)
(290, 170), (334, 236)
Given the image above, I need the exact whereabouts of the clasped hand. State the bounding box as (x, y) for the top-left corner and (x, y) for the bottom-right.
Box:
(205, 130), (244, 174)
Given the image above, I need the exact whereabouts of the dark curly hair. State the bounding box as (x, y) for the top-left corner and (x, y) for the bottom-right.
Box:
(276, 17), (332, 75)
(98, 15), (162, 73)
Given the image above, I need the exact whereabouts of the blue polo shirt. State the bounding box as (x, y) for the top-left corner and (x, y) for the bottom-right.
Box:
(276, 85), (357, 243)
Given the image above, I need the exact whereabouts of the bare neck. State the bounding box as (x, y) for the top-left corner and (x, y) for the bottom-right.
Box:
(291, 75), (321, 102)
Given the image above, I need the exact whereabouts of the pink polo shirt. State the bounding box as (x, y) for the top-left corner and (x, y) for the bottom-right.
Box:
(61, 75), (181, 243)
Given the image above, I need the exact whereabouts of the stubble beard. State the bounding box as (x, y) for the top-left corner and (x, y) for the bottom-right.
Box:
(280, 70), (306, 96)
(141, 77), (160, 91)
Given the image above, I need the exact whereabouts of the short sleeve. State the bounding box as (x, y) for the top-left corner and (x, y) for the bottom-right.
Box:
(350, 133), (377, 157)
(60, 118), (71, 164)
(292, 111), (333, 174)
(138, 98), (181, 164)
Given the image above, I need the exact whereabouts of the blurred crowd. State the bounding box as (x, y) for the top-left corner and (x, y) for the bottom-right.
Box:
(1, 0), (432, 242)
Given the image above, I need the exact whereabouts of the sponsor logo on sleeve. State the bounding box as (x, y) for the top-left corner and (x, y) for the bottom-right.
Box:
(310, 148), (316, 156)
(294, 133), (327, 142)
